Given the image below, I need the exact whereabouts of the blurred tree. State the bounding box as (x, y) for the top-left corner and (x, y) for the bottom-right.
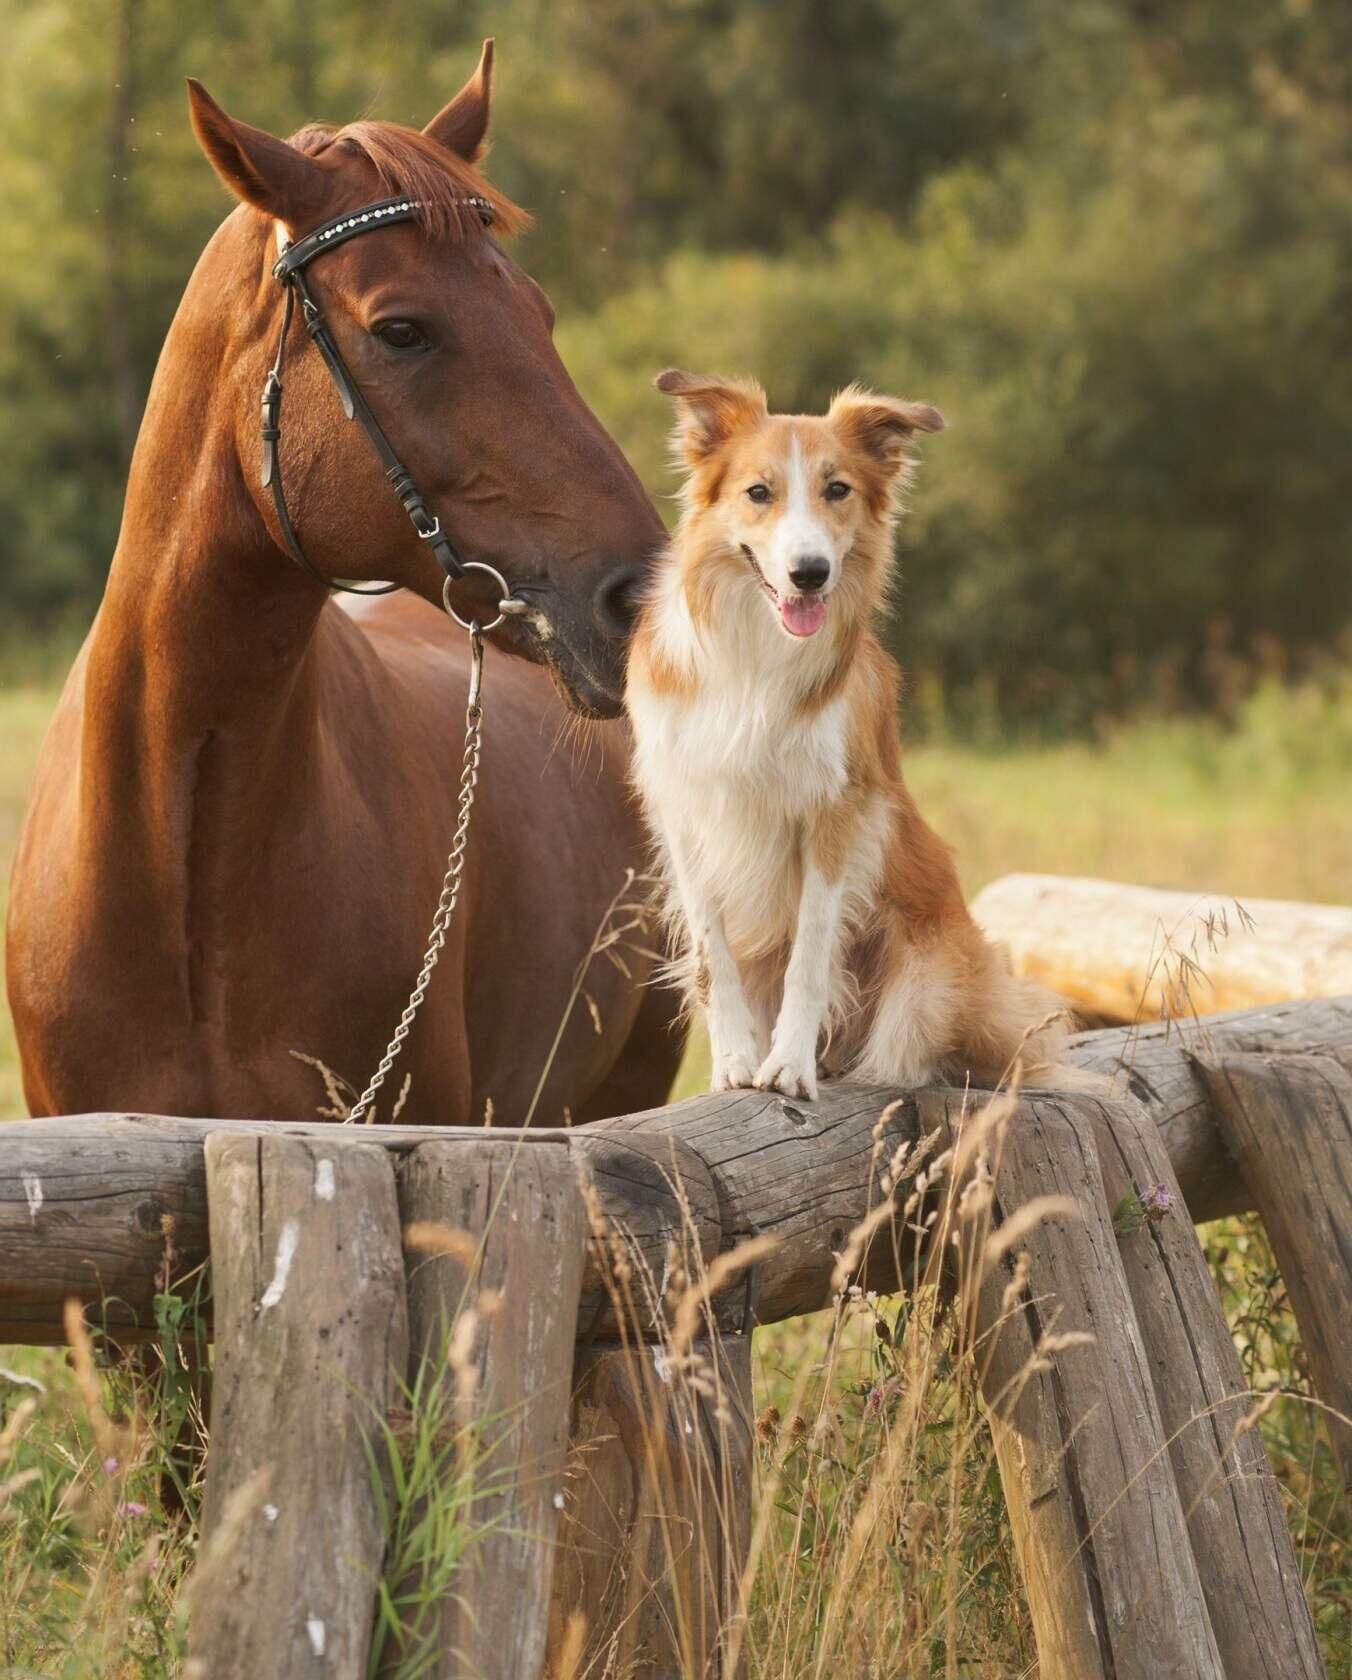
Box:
(0, 0), (1348, 726)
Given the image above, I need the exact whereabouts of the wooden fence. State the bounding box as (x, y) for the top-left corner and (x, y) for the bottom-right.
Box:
(2, 993), (1350, 1678)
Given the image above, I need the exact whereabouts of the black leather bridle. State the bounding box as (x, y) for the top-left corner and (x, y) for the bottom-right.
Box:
(261, 193), (519, 626)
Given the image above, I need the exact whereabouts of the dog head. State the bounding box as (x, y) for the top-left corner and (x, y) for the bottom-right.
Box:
(655, 370), (944, 640)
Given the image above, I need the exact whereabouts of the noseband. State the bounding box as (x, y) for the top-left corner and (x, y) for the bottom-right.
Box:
(262, 194), (519, 629)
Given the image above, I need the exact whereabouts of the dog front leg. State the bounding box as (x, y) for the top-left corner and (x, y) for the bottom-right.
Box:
(756, 862), (847, 1101)
(664, 831), (761, 1091)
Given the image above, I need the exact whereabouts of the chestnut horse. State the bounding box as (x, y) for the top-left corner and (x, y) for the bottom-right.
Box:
(7, 44), (682, 1126)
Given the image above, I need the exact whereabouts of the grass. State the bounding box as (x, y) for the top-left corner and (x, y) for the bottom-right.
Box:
(1, 664), (1350, 1673)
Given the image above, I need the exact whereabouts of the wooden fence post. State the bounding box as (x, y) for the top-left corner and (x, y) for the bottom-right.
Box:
(922, 1091), (1226, 1680)
(187, 1133), (408, 1680)
(390, 1139), (587, 1680)
(1195, 1051), (1352, 1511)
(1086, 1094), (1325, 1679)
(549, 1334), (754, 1680)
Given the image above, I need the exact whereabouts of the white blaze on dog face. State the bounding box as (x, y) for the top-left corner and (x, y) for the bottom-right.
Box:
(654, 370), (943, 641)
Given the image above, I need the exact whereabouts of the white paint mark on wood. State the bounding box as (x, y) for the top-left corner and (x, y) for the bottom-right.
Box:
(552, 1490), (565, 1510)
(0, 1364), (45, 1393)
(258, 1221), (299, 1311)
(651, 1347), (672, 1383)
(21, 1174), (42, 1222)
(262, 1503), (279, 1522)
(305, 1616), (326, 1656)
(314, 1159), (336, 1202)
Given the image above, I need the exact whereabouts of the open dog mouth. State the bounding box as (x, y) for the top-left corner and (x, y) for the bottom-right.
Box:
(740, 545), (830, 639)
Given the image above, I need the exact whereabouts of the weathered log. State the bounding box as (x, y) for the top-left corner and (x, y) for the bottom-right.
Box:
(19, 993), (1346, 1347)
(0, 1092), (913, 1343)
(548, 1336), (754, 1680)
(0, 1112), (716, 1345)
(1194, 1052), (1352, 1510)
(921, 1090), (1226, 1680)
(1068, 993), (1352, 1220)
(386, 1139), (588, 1680)
(188, 1133), (408, 1679)
(1085, 1094), (1324, 1679)
(974, 872), (1352, 1023)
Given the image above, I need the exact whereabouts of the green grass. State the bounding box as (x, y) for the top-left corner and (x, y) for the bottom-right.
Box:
(1, 666), (1349, 1673)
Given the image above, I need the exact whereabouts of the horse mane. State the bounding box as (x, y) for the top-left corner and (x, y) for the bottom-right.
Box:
(288, 121), (529, 242)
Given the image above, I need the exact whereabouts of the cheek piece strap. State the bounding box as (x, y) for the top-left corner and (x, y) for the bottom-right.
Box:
(261, 193), (511, 613)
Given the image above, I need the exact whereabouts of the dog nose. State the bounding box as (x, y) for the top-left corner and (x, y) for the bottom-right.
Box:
(788, 555), (831, 594)
(593, 562), (645, 639)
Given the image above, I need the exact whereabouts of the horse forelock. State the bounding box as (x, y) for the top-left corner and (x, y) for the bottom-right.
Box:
(286, 121), (529, 243)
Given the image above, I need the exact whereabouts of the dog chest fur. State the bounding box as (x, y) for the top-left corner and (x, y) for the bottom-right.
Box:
(629, 673), (850, 958)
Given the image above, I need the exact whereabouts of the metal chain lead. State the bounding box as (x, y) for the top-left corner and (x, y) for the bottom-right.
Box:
(345, 624), (487, 1123)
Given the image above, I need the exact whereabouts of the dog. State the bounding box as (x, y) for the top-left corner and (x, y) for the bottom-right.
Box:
(625, 369), (1069, 1099)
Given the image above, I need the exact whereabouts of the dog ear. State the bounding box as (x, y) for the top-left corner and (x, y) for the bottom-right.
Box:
(187, 79), (328, 223)
(829, 386), (945, 474)
(655, 369), (768, 467)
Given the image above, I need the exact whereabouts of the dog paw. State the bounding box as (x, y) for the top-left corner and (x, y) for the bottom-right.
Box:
(711, 1047), (759, 1092)
(754, 1049), (818, 1102)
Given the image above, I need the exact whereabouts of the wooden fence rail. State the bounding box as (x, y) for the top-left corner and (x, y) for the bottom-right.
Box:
(2, 995), (1349, 1678)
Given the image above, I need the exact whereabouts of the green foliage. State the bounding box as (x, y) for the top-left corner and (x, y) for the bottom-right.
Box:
(1, 0), (1349, 723)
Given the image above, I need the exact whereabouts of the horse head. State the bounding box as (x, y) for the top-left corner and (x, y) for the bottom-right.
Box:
(186, 41), (662, 716)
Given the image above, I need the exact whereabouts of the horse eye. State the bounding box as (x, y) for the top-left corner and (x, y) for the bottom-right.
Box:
(825, 480), (852, 501)
(374, 320), (430, 352)
(746, 484), (772, 504)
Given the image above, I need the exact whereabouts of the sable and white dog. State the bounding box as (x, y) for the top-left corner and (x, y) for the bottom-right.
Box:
(625, 369), (1067, 1100)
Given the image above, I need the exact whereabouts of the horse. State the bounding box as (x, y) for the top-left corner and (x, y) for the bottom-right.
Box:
(6, 42), (683, 1128)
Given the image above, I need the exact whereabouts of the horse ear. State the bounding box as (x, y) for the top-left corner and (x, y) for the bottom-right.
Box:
(423, 39), (494, 162)
(187, 79), (327, 223)
(828, 386), (945, 475)
(654, 369), (768, 467)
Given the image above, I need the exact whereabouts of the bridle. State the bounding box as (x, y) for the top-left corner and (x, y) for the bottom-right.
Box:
(262, 192), (522, 632)
(260, 192), (519, 1120)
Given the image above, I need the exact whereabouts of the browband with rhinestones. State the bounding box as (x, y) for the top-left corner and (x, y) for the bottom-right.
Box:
(272, 193), (495, 281)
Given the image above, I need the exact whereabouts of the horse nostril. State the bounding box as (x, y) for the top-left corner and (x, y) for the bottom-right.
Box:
(594, 563), (645, 638)
(789, 556), (831, 594)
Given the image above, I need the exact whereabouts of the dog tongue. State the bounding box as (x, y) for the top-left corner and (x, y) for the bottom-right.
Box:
(780, 595), (829, 638)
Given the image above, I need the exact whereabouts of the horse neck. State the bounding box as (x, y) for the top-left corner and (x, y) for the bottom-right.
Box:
(81, 221), (330, 849)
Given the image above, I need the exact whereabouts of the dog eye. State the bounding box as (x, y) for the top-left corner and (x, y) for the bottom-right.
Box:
(824, 480), (852, 501)
(746, 484), (772, 504)
(373, 320), (431, 352)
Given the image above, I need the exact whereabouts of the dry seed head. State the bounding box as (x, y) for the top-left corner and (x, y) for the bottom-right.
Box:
(1000, 1251), (1032, 1315)
(756, 1404), (781, 1443)
(404, 1221), (479, 1267)
(0, 1397), (36, 1463)
(670, 1233), (777, 1356)
(983, 1195), (1082, 1268)
(446, 1307), (480, 1380)
(1036, 1330), (1096, 1357)
(554, 1610), (588, 1680)
(1235, 1389), (1282, 1437)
